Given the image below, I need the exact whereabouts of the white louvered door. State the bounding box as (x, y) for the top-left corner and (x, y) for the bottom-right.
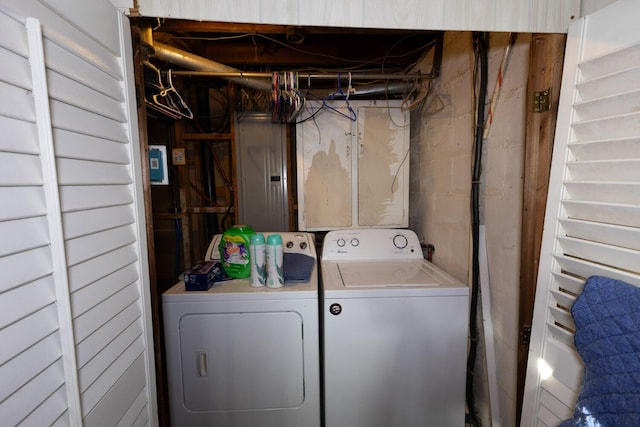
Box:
(0, 1), (157, 426)
(521, 0), (640, 425)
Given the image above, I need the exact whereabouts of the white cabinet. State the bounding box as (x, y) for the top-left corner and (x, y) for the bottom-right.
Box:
(296, 100), (410, 230)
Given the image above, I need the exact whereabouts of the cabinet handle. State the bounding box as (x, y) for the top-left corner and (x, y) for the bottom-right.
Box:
(197, 351), (208, 377)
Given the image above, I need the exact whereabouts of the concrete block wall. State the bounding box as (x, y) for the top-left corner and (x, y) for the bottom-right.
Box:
(409, 31), (530, 426)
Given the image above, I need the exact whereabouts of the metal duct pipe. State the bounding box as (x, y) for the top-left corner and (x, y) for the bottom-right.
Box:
(151, 40), (272, 92)
(349, 81), (414, 97)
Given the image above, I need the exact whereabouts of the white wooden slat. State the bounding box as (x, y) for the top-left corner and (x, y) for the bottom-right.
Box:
(47, 69), (126, 122)
(63, 205), (135, 239)
(0, 9), (28, 57)
(537, 403), (562, 427)
(0, 246), (53, 293)
(67, 244), (138, 293)
(50, 100), (128, 144)
(538, 389), (572, 425)
(0, 216), (49, 257)
(0, 151), (43, 185)
(81, 339), (145, 415)
(0, 46), (32, 89)
(567, 159), (640, 182)
(573, 89), (640, 121)
(542, 338), (582, 396)
(0, 304), (58, 366)
(83, 354), (146, 426)
(0, 187), (45, 221)
(577, 66), (640, 101)
(560, 218), (640, 251)
(564, 182), (640, 204)
(540, 369), (580, 408)
(579, 42), (640, 80)
(57, 159), (132, 185)
(551, 272), (585, 296)
(563, 200), (640, 228)
(0, 116), (38, 154)
(558, 235), (640, 273)
(117, 388), (148, 427)
(572, 111), (640, 141)
(548, 306), (574, 331)
(43, 0), (122, 56)
(71, 263), (138, 318)
(546, 322), (574, 346)
(59, 185), (133, 213)
(78, 321), (143, 391)
(0, 359), (65, 426)
(569, 138), (640, 161)
(0, 81), (35, 123)
(75, 301), (141, 367)
(550, 289), (575, 311)
(4, 0), (122, 80)
(43, 39), (124, 103)
(0, 275), (56, 330)
(554, 254), (640, 286)
(19, 385), (69, 427)
(66, 224), (136, 266)
(54, 128), (130, 164)
(0, 332), (61, 402)
(73, 283), (140, 342)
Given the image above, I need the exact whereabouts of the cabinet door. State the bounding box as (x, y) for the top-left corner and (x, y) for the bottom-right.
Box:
(357, 103), (409, 227)
(297, 103), (354, 229)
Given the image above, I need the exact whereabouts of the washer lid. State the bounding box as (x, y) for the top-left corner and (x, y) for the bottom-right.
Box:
(337, 260), (461, 288)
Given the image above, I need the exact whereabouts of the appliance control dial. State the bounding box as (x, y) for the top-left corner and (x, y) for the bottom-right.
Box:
(300, 241), (308, 250)
(337, 238), (346, 247)
(286, 241), (294, 249)
(393, 234), (408, 249)
(350, 238), (360, 247)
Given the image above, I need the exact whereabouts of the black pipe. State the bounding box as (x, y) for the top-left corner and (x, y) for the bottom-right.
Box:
(466, 31), (489, 427)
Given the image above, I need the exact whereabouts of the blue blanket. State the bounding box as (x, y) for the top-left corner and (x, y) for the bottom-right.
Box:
(560, 275), (640, 427)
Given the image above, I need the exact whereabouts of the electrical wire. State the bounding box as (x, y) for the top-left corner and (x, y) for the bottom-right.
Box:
(466, 31), (489, 427)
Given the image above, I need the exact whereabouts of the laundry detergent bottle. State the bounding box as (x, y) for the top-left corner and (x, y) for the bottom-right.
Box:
(219, 225), (255, 279)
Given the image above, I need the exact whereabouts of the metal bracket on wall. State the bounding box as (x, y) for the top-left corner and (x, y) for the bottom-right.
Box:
(532, 89), (551, 113)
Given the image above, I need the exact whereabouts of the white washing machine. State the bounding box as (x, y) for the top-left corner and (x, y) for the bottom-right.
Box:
(163, 232), (320, 427)
(320, 228), (469, 427)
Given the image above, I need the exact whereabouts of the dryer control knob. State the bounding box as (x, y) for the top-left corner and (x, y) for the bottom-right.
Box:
(337, 238), (346, 247)
(300, 241), (308, 250)
(286, 241), (294, 249)
(351, 238), (360, 247)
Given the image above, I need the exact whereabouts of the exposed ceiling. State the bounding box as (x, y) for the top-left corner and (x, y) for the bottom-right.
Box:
(134, 18), (442, 76)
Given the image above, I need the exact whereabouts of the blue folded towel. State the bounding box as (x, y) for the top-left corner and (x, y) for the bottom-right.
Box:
(283, 253), (315, 284)
(560, 275), (640, 427)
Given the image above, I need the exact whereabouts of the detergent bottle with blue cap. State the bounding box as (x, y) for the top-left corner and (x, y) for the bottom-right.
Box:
(219, 225), (255, 279)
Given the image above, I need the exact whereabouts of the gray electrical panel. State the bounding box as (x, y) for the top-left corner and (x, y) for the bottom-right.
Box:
(235, 113), (289, 232)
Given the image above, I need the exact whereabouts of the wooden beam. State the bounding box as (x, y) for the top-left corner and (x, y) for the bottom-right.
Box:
(516, 33), (566, 424)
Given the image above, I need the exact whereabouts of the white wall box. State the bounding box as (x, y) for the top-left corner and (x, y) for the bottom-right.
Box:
(235, 113), (289, 232)
(296, 100), (410, 231)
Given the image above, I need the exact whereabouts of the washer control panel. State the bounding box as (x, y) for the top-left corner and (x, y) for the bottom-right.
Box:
(321, 229), (423, 261)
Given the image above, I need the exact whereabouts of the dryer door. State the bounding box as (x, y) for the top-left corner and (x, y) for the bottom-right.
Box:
(179, 311), (305, 411)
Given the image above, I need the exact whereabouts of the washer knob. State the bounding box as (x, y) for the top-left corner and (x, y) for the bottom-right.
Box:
(286, 241), (294, 249)
(393, 234), (408, 249)
(337, 238), (346, 247)
(300, 241), (308, 250)
(351, 238), (360, 247)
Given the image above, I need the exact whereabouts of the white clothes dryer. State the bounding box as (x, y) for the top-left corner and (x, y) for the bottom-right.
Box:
(320, 228), (469, 427)
(163, 232), (320, 427)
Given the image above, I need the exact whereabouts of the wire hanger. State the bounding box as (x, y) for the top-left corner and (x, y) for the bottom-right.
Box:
(322, 73), (357, 121)
(143, 61), (193, 120)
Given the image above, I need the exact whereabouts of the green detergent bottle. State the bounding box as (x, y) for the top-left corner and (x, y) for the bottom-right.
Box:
(219, 225), (255, 279)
